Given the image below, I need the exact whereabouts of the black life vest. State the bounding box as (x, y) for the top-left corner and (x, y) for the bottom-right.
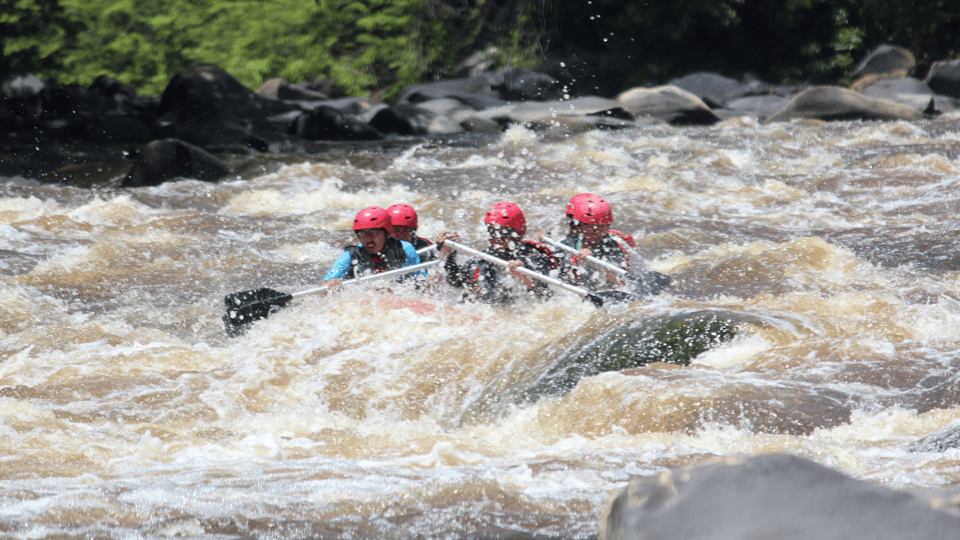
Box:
(344, 237), (409, 279)
(412, 236), (437, 261)
(447, 240), (557, 304)
(560, 234), (629, 286)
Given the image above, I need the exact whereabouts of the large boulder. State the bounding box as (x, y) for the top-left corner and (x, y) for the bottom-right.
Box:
(925, 58), (960, 99)
(290, 105), (383, 140)
(120, 138), (230, 187)
(601, 453), (960, 540)
(367, 103), (464, 135)
(0, 74), (46, 132)
(154, 64), (297, 150)
(857, 77), (958, 114)
(399, 67), (561, 104)
(849, 44), (916, 90)
(617, 86), (721, 125)
(478, 96), (637, 131)
(765, 85), (926, 122)
(720, 94), (791, 121)
(155, 64), (293, 122)
(255, 78), (329, 101)
(911, 425), (960, 453)
(523, 309), (758, 401)
(667, 72), (766, 109)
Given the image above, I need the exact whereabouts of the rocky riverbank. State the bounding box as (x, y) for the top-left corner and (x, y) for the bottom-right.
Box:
(3, 44), (960, 188)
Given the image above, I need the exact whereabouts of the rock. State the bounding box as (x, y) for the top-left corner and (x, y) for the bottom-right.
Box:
(617, 86), (721, 125)
(720, 94), (791, 120)
(925, 58), (960, 99)
(850, 44), (916, 90)
(911, 425), (960, 453)
(487, 67), (562, 101)
(667, 72), (765, 108)
(156, 64), (292, 121)
(255, 78), (329, 101)
(601, 453), (960, 540)
(523, 309), (757, 401)
(399, 67), (560, 104)
(765, 85), (926, 122)
(479, 96), (635, 131)
(857, 77), (952, 114)
(367, 103), (464, 135)
(398, 78), (510, 109)
(154, 64), (296, 149)
(120, 138), (230, 187)
(290, 105), (383, 140)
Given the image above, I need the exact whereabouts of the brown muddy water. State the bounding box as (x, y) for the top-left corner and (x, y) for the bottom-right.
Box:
(3, 117), (960, 538)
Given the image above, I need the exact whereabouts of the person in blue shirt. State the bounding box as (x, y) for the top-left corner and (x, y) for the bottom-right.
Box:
(322, 206), (421, 288)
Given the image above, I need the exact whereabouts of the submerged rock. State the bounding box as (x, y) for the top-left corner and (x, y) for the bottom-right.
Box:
(911, 425), (960, 453)
(524, 309), (762, 401)
(601, 453), (960, 540)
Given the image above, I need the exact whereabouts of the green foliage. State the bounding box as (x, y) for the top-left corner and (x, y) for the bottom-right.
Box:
(0, 0), (75, 79)
(4, 0), (960, 99)
(6, 0), (485, 99)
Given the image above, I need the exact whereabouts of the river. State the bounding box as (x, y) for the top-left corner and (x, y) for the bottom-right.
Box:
(2, 116), (960, 538)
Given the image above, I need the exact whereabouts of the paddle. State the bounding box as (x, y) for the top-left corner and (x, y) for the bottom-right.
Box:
(442, 240), (606, 307)
(223, 248), (440, 337)
(541, 235), (672, 300)
(540, 235), (626, 275)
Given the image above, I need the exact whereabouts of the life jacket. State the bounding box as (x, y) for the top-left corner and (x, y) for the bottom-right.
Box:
(454, 240), (557, 304)
(344, 237), (408, 279)
(560, 234), (629, 286)
(412, 236), (436, 261)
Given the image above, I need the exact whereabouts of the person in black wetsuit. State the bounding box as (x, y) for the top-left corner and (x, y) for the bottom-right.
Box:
(435, 202), (557, 304)
(387, 203), (435, 260)
(554, 193), (670, 297)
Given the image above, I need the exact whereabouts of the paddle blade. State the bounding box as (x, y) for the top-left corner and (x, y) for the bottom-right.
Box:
(584, 293), (605, 308)
(223, 288), (294, 337)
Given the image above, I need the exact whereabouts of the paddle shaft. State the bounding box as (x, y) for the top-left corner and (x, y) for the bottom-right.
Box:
(291, 258), (440, 298)
(443, 240), (598, 302)
(540, 236), (627, 276)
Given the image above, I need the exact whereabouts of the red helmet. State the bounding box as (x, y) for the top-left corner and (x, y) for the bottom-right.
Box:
(353, 206), (392, 232)
(565, 193), (613, 224)
(484, 202), (526, 236)
(387, 203), (418, 229)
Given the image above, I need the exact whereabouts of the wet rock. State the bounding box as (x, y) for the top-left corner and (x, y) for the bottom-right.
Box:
(667, 72), (766, 109)
(911, 425), (960, 453)
(765, 85), (926, 122)
(154, 64), (297, 149)
(524, 309), (757, 400)
(858, 77), (939, 113)
(479, 96), (636, 131)
(368, 103), (464, 135)
(398, 79), (511, 109)
(255, 78), (329, 101)
(290, 105), (383, 140)
(719, 94), (791, 120)
(601, 453), (960, 540)
(849, 44), (916, 90)
(487, 67), (562, 101)
(399, 67), (560, 104)
(120, 138), (230, 187)
(616, 86), (721, 125)
(925, 58), (960, 99)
